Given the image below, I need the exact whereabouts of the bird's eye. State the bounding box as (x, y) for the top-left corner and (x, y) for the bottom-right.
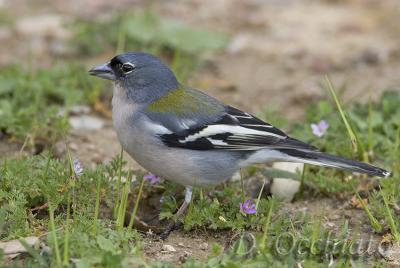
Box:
(122, 63), (135, 73)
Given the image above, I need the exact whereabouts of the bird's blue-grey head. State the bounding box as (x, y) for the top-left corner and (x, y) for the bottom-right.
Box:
(89, 52), (179, 103)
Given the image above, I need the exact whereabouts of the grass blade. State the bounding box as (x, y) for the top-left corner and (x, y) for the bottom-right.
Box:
(113, 147), (124, 220)
(324, 76), (358, 153)
(92, 175), (101, 236)
(380, 187), (400, 242)
(128, 176), (145, 230)
(63, 194), (71, 266)
(355, 191), (382, 233)
(260, 199), (274, 251)
(48, 202), (62, 266)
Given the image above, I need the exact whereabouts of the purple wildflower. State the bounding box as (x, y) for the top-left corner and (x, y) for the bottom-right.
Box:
(143, 173), (161, 184)
(240, 200), (257, 215)
(311, 120), (329, 137)
(73, 159), (83, 177)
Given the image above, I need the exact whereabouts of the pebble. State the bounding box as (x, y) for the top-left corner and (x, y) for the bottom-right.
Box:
(0, 236), (39, 260)
(69, 105), (91, 115)
(162, 244), (176, 252)
(270, 162), (304, 202)
(231, 171), (241, 181)
(379, 242), (400, 265)
(199, 242), (209, 250)
(69, 115), (104, 131)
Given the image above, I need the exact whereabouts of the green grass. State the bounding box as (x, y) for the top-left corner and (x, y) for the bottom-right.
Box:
(0, 90), (399, 267)
(0, 154), (371, 267)
(0, 63), (105, 150)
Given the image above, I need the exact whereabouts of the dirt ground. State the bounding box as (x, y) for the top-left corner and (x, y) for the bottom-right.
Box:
(3, 0), (400, 119)
(2, 0), (400, 264)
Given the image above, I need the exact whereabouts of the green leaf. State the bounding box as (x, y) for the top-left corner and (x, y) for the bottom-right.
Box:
(75, 259), (92, 268)
(124, 11), (228, 53)
(161, 19), (228, 53)
(125, 12), (161, 44)
(97, 235), (116, 253)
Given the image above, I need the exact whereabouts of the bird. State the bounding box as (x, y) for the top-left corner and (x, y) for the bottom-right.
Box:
(89, 52), (391, 236)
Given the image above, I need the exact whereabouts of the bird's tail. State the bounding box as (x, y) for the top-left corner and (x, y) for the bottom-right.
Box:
(278, 149), (391, 178)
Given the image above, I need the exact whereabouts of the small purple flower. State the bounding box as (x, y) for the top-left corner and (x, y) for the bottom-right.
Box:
(73, 159), (83, 177)
(143, 173), (161, 184)
(311, 120), (329, 137)
(240, 200), (257, 215)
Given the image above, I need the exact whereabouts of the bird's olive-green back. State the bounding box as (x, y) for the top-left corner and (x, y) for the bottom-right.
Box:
(145, 86), (224, 116)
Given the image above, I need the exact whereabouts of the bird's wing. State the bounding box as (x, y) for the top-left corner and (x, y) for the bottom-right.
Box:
(157, 105), (317, 151)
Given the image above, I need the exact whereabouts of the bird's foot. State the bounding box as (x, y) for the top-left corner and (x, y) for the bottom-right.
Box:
(159, 187), (192, 240)
(159, 220), (183, 240)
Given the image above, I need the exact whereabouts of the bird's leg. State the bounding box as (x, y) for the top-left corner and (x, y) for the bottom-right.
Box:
(160, 186), (192, 239)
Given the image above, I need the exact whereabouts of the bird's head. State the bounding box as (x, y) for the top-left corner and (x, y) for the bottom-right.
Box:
(89, 52), (179, 102)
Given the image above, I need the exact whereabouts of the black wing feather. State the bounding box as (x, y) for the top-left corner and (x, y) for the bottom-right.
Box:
(161, 106), (317, 151)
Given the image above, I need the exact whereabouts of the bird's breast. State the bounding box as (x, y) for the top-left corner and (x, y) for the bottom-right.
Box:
(111, 84), (140, 148)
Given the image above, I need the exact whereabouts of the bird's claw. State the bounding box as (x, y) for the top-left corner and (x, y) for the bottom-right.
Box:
(159, 220), (182, 240)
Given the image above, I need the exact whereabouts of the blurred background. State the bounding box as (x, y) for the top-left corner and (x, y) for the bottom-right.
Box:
(1, 0), (399, 164)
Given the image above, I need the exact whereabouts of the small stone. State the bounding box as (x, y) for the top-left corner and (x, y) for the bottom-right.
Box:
(69, 105), (91, 115)
(162, 244), (176, 252)
(0, 236), (39, 259)
(231, 171), (241, 181)
(69, 115), (104, 131)
(178, 242), (185, 247)
(379, 242), (400, 265)
(199, 242), (208, 250)
(270, 162), (304, 202)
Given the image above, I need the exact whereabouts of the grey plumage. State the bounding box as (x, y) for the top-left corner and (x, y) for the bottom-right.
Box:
(89, 52), (391, 190)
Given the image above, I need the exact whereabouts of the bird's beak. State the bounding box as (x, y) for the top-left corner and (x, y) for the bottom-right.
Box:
(88, 62), (115, 81)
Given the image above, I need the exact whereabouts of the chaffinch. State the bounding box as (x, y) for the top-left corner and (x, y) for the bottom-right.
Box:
(89, 52), (390, 236)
